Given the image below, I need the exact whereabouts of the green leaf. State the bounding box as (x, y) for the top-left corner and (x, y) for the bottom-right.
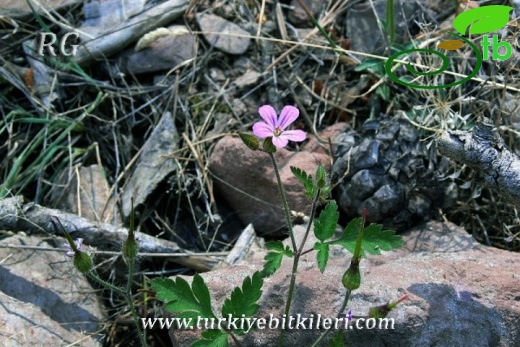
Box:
(329, 218), (362, 255)
(238, 132), (259, 150)
(329, 219), (402, 256)
(263, 137), (276, 153)
(262, 241), (293, 277)
(453, 5), (514, 35)
(354, 58), (383, 72)
(376, 83), (390, 101)
(392, 40), (418, 52)
(265, 240), (285, 252)
(360, 224), (403, 255)
(193, 330), (229, 347)
(221, 271), (263, 335)
(263, 252), (283, 277)
(328, 330), (345, 347)
(315, 163), (327, 188)
(151, 275), (216, 326)
(291, 166), (314, 198)
(314, 242), (329, 273)
(313, 201), (339, 242)
(319, 186), (332, 204)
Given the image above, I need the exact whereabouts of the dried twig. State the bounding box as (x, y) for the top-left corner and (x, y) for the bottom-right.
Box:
(0, 196), (219, 271)
(437, 118), (520, 207)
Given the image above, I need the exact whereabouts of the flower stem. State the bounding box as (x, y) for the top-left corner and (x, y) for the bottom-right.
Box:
(87, 266), (147, 347)
(269, 153), (297, 251)
(277, 189), (320, 347)
(310, 289), (352, 347)
(87, 271), (126, 295)
(126, 257), (146, 347)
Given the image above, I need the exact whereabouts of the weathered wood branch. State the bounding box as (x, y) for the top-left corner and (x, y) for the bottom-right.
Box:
(0, 196), (218, 271)
(73, 0), (189, 65)
(437, 118), (520, 207)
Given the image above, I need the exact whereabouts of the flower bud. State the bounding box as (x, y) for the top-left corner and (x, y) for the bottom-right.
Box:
(122, 237), (138, 259)
(342, 261), (361, 290)
(123, 198), (139, 259)
(238, 132), (259, 150)
(315, 163), (327, 189)
(262, 137), (277, 153)
(368, 294), (409, 319)
(73, 251), (93, 273)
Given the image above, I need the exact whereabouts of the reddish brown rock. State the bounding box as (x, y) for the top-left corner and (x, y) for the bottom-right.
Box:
(209, 123), (346, 236)
(166, 221), (520, 346)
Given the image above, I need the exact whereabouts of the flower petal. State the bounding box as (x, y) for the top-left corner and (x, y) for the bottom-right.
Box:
(253, 121), (274, 138)
(278, 106), (299, 130)
(272, 135), (289, 148)
(258, 105), (278, 127)
(281, 129), (307, 142)
(75, 238), (84, 250)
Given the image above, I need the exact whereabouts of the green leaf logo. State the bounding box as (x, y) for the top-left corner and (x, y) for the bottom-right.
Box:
(453, 5), (514, 35)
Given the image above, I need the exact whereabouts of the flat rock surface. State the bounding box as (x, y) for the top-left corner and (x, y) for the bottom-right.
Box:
(0, 235), (105, 346)
(169, 221), (520, 346)
(196, 13), (250, 55)
(125, 25), (196, 74)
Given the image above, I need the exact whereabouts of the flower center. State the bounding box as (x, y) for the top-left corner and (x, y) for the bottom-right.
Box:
(274, 127), (282, 137)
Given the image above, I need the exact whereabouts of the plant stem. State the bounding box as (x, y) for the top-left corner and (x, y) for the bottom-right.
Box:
(294, 0), (339, 52)
(126, 257), (147, 347)
(277, 191), (321, 347)
(87, 271), (126, 295)
(310, 289), (352, 347)
(269, 153), (297, 251)
(297, 193), (320, 255)
(87, 266), (147, 347)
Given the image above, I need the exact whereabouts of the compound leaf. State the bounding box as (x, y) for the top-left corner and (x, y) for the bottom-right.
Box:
(151, 275), (215, 325)
(314, 201), (339, 242)
(314, 242), (329, 273)
(329, 218), (402, 256)
(329, 218), (363, 255)
(291, 166), (314, 198)
(361, 224), (403, 255)
(221, 271), (263, 335)
(262, 241), (293, 277)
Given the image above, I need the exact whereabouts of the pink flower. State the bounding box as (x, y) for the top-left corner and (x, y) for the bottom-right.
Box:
(252, 105), (307, 148)
(62, 238), (83, 257)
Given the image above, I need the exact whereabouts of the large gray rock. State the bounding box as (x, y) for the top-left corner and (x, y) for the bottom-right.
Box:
(125, 25), (196, 74)
(166, 221), (520, 346)
(345, 0), (454, 54)
(0, 235), (105, 346)
(196, 13), (251, 55)
(287, 0), (323, 27)
(332, 117), (457, 231)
